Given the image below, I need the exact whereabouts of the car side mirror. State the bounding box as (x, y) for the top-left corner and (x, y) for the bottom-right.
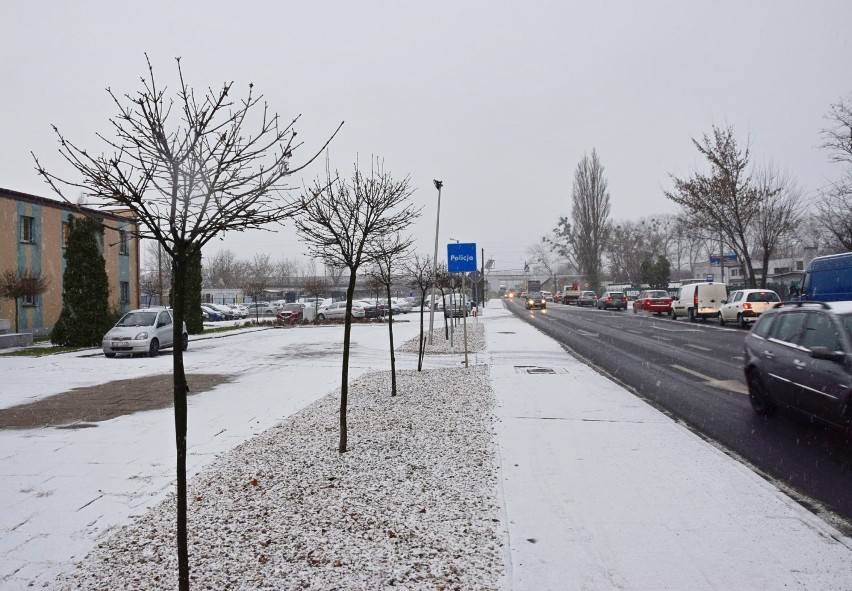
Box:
(721, 299), (727, 304)
(810, 346), (845, 363)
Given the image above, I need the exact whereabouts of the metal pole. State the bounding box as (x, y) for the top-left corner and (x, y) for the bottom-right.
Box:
(428, 180), (442, 345)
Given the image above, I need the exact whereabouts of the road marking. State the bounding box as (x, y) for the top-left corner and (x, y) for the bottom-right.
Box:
(671, 364), (748, 395)
(686, 343), (712, 352)
(576, 329), (599, 337)
(655, 325), (702, 333)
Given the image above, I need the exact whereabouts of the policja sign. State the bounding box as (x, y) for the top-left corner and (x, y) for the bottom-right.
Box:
(447, 243), (477, 272)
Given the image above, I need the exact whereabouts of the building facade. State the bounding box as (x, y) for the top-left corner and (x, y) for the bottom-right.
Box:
(0, 188), (140, 335)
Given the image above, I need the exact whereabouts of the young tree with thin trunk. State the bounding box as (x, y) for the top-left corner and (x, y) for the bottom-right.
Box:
(0, 270), (49, 333)
(750, 164), (803, 286)
(33, 55), (340, 591)
(295, 159), (420, 453)
(370, 232), (413, 396)
(404, 252), (434, 371)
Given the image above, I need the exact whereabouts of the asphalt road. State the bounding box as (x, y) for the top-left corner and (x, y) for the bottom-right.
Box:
(507, 298), (852, 532)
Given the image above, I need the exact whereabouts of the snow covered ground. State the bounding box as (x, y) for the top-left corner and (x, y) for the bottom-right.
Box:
(2, 303), (852, 589)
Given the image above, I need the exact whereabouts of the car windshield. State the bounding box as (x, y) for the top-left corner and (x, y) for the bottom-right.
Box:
(116, 311), (157, 327)
(648, 291), (669, 298)
(609, 292), (624, 298)
(746, 292), (780, 303)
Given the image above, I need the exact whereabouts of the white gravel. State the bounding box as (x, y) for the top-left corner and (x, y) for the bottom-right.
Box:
(397, 320), (485, 355)
(54, 363), (503, 590)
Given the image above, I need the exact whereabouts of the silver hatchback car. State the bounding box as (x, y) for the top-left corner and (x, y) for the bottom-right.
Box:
(102, 308), (188, 358)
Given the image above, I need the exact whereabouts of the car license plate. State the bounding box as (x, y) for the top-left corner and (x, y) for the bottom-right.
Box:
(112, 342), (128, 348)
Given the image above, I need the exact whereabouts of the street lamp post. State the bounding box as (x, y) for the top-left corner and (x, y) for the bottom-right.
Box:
(427, 180), (443, 345)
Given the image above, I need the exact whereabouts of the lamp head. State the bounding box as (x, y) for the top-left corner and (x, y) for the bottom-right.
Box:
(433, 179), (443, 190)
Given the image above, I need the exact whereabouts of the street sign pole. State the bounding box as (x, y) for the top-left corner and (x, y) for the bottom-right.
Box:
(447, 243), (477, 369)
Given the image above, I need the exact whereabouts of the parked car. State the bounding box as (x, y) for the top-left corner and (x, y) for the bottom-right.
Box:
(743, 300), (852, 429)
(276, 302), (305, 322)
(719, 289), (781, 328)
(576, 290), (598, 307)
(596, 291), (627, 310)
(102, 308), (188, 358)
(670, 281), (728, 322)
(443, 293), (471, 318)
(200, 305), (225, 321)
(227, 304), (248, 319)
(316, 301), (367, 320)
(391, 298), (412, 314)
(632, 290), (673, 315)
(525, 291), (547, 310)
(206, 303), (235, 320)
(245, 302), (277, 317)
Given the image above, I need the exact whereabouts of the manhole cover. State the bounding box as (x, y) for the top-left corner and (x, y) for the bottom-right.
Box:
(498, 331), (516, 334)
(527, 368), (556, 375)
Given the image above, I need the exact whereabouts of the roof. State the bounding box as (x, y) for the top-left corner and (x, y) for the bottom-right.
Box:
(0, 187), (137, 225)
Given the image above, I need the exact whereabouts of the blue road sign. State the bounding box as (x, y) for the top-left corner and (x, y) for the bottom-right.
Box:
(447, 243), (477, 273)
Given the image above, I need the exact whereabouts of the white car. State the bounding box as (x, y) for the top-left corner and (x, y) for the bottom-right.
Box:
(245, 302), (277, 316)
(316, 301), (366, 320)
(391, 298), (412, 314)
(102, 308), (188, 358)
(719, 288), (781, 328)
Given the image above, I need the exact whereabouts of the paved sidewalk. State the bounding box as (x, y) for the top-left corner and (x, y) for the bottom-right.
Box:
(484, 302), (852, 589)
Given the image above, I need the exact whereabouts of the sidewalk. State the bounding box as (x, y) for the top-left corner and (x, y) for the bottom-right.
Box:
(484, 302), (852, 589)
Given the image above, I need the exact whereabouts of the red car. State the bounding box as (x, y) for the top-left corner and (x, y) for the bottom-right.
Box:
(276, 303), (305, 322)
(632, 290), (673, 315)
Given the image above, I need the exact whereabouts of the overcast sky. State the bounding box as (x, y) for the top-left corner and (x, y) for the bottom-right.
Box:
(3, 1), (850, 274)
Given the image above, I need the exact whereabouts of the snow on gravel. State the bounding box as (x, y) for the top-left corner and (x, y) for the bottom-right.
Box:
(397, 321), (485, 355)
(54, 364), (503, 590)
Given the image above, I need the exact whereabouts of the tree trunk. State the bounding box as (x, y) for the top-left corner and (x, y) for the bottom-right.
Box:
(339, 270), (357, 453)
(386, 283), (397, 396)
(13, 298), (19, 333)
(171, 250), (191, 591)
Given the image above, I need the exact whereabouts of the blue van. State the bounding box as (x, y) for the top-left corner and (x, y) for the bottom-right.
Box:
(800, 252), (852, 302)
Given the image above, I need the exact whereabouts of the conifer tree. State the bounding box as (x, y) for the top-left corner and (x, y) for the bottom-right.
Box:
(51, 217), (114, 346)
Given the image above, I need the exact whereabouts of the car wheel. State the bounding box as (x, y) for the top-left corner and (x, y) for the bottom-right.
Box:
(181, 333), (189, 352)
(747, 370), (775, 416)
(738, 314), (748, 329)
(633, 306), (638, 314)
(148, 339), (159, 357)
(688, 308), (696, 322)
(719, 313), (726, 326)
(670, 309), (677, 320)
(317, 313), (325, 321)
(104, 352), (116, 358)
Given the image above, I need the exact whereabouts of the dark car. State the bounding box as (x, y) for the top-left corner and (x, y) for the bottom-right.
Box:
(525, 291), (547, 310)
(576, 291), (598, 307)
(632, 290), (673, 315)
(596, 291), (627, 310)
(743, 301), (852, 429)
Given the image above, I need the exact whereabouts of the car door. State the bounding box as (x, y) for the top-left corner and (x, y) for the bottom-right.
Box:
(722, 291), (742, 322)
(157, 310), (174, 348)
(791, 311), (849, 424)
(763, 310), (809, 408)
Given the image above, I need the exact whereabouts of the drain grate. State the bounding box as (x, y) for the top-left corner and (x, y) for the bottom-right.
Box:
(497, 331), (516, 334)
(514, 365), (556, 374)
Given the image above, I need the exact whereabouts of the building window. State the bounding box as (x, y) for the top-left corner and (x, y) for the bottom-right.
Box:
(118, 230), (129, 255)
(62, 222), (71, 248)
(22, 293), (37, 307)
(120, 281), (130, 304)
(796, 260), (804, 271)
(20, 216), (35, 243)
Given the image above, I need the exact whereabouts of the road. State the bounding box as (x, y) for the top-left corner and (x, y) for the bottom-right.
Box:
(506, 298), (852, 531)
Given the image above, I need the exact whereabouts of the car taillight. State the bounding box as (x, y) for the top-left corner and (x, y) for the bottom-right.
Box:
(606, 297), (612, 302)
(743, 303), (752, 310)
(694, 295), (698, 307)
(622, 297), (627, 302)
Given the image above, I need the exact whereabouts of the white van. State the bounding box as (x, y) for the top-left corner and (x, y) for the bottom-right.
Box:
(670, 281), (728, 322)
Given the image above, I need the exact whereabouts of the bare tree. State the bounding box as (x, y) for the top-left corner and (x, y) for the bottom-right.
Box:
(205, 249), (245, 289)
(302, 275), (328, 318)
(549, 149), (612, 291)
(404, 252), (434, 371)
(815, 94), (852, 250)
(143, 241), (171, 303)
(606, 218), (670, 284)
(750, 164), (804, 286)
(0, 270), (49, 333)
(32, 55), (340, 590)
(528, 241), (558, 289)
(665, 125), (767, 287)
(370, 232), (413, 396)
(295, 159), (420, 453)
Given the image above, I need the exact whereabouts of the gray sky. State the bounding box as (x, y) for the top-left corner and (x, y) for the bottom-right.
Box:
(3, 1), (850, 273)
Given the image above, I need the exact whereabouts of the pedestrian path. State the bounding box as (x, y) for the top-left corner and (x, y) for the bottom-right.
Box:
(483, 302), (852, 589)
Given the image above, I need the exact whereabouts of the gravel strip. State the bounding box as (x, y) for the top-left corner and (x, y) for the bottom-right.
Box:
(54, 364), (502, 590)
(397, 320), (485, 355)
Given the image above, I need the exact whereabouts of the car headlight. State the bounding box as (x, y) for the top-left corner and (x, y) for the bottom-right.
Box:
(134, 332), (149, 340)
